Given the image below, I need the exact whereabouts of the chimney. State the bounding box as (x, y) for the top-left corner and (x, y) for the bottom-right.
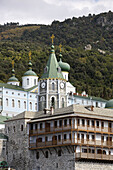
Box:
(43, 108), (50, 114)
(91, 105), (94, 111)
(50, 107), (54, 115)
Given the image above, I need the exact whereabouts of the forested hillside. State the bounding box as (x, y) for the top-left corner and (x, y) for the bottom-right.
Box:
(1, 11), (113, 99)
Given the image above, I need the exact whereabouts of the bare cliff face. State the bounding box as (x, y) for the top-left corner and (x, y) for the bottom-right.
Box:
(95, 11), (113, 28)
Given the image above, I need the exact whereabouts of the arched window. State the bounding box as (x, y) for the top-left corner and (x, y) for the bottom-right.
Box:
(21, 125), (23, 131)
(27, 78), (29, 85)
(0, 98), (2, 106)
(45, 151), (48, 158)
(51, 97), (55, 108)
(62, 98), (64, 108)
(30, 102), (32, 110)
(36, 152), (39, 159)
(58, 150), (62, 156)
(34, 79), (36, 85)
(6, 98), (8, 106)
(35, 103), (37, 110)
(24, 101), (26, 109)
(52, 83), (55, 90)
(18, 100), (20, 108)
(12, 99), (15, 107)
(44, 66), (48, 73)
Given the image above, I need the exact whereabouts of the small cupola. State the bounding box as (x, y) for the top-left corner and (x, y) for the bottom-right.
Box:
(58, 45), (70, 81)
(7, 60), (19, 86)
(22, 51), (38, 89)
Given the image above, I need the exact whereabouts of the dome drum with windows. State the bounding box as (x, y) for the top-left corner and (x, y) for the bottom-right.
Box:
(22, 51), (38, 89)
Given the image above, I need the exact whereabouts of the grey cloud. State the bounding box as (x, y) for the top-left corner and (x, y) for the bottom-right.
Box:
(0, 0), (112, 25)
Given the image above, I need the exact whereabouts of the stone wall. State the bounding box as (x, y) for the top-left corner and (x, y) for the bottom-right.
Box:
(28, 147), (75, 170)
(75, 161), (113, 170)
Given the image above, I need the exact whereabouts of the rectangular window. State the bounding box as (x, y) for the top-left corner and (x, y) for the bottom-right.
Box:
(58, 135), (61, 141)
(92, 149), (95, 154)
(77, 133), (80, 140)
(96, 121), (99, 128)
(82, 119), (85, 126)
(30, 124), (33, 130)
(45, 136), (48, 142)
(69, 119), (71, 126)
(92, 135), (95, 141)
(64, 134), (67, 141)
(35, 124), (37, 130)
(101, 122), (104, 129)
(91, 120), (94, 127)
(40, 123), (42, 130)
(87, 120), (90, 127)
(82, 148), (87, 153)
(77, 119), (80, 126)
(69, 133), (71, 140)
(59, 120), (62, 127)
(86, 134), (89, 141)
(54, 121), (57, 128)
(101, 136), (104, 143)
(81, 134), (84, 139)
(64, 119), (67, 126)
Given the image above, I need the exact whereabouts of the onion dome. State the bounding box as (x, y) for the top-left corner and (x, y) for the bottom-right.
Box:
(105, 99), (113, 109)
(23, 53), (37, 76)
(59, 53), (70, 72)
(8, 61), (19, 82)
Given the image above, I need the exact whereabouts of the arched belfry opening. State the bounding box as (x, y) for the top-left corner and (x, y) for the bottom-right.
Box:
(51, 97), (55, 108)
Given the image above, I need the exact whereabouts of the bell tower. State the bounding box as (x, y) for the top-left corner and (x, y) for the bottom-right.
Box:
(38, 35), (67, 111)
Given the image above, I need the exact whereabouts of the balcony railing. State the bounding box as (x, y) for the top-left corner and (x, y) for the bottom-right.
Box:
(29, 139), (72, 149)
(77, 125), (113, 133)
(75, 152), (113, 161)
(29, 125), (72, 135)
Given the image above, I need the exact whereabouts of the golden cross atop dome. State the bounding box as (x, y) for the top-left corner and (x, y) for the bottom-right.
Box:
(59, 44), (62, 53)
(29, 51), (31, 60)
(12, 60), (14, 69)
(51, 34), (55, 44)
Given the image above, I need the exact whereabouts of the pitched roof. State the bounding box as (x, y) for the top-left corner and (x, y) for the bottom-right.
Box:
(0, 133), (8, 140)
(0, 115), (10, 124)
(41, 45), (63, 79)
(73, 94), (107, 102)
(6, 104), (113, 123)
(0, 83), (38, 92)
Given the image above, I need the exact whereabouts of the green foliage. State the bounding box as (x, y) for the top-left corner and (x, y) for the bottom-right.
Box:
(1, 12), (113, 99)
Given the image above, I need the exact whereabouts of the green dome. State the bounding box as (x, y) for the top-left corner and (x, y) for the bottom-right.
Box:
(105, 99), (113, 109)
(59, 58), (70, 72)
(8, 76), (19, 82)
(24, 70), (37, 76)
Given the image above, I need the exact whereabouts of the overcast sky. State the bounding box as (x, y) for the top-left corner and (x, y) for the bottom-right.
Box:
(0, 0), (113, 25)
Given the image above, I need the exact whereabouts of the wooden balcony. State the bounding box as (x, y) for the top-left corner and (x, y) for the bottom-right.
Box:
(77, 125), (113, 134)
(29, 125), (72, 136)
(75, 152), (113, 161)
(29, 139), (72, 149)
